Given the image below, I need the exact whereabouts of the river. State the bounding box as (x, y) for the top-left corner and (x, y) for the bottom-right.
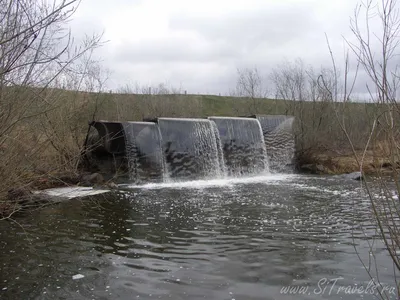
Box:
(0, 174), (397, 299)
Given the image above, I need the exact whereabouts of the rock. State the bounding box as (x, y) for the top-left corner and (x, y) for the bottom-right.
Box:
(79, 173), (105, 186)
(17, 194), (53, 207)
(299, 163), (327, 174)
(300, 164), (315, 172)
(0, 202), (21, 218)
(7, 186), (32, 201)
(106, 181), (118, 189)
(5, 187), (56, 214)
(57, 174), (80, 185)
(344, 171), (364, 181)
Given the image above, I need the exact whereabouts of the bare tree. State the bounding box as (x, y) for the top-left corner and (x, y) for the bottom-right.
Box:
(0, 0), (103, 139)
(233, 67), (268, 114)
(0, 0), (105, 216)
(269, 59), (339, 151)
(346, 0), (400, 288)
(321, 1), (400, 298)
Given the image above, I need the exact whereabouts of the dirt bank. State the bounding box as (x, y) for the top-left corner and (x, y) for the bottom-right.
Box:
(297, 149), (399, 175)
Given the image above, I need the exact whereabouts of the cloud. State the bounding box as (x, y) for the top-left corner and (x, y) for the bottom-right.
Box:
(113, 36), (238, 64)
(169, 3), (317, 45)
(69, 0), (387, 96)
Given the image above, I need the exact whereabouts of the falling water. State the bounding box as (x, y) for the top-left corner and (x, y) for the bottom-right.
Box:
(208, 117), (269, 176)
(255, 115), (295, 172)
(87, 115), (295, 183)
(158, 118), (224, 179)
(122, 122), (166, 182)
(210, 120), (227, 177)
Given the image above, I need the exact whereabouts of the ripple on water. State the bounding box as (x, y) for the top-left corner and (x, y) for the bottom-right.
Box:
(0, 174), (398, 300)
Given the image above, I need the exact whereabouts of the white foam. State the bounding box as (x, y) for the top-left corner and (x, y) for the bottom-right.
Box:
(124, 173), (297, 190)
(37, 187), (110, 199)
(289, 183), (349, 195)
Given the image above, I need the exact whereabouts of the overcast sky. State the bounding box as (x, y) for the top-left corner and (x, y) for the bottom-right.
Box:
(70, 0), (380, 96)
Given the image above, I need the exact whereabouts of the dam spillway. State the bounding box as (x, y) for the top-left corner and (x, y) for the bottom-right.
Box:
(255, 115), (295, 172)
(208, 117), (269, 176)
(83, 115), (295, 182)
(157, 118), (224, 180)
(122, 122), (166, 182)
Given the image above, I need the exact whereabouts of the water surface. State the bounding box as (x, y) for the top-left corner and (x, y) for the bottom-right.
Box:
(0, 174), (397, 300)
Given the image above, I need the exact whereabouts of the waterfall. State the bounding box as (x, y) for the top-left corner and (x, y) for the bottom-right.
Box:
(86, 115), (295, 183)
(210, 120), (227, 177)
(122, 122), (166, 182)
(157, 118), (224, 180)
(255, 115), (295, 172)
(208, 117), (269, 176)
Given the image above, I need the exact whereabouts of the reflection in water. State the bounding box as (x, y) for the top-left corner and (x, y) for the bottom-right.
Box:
(0, 175), (397, 300)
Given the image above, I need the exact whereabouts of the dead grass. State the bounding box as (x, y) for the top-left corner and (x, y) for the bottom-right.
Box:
(300, 140), (400, 175)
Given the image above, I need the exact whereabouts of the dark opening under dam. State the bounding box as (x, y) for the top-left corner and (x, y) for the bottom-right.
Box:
(83, 115), (295, 183)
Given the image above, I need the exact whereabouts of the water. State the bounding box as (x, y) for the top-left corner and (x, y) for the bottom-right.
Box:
(1, 174), (397, 300)
(256, 115), (295, 172)
(122, 122), (166, 182)
(158, 118), (223, 180)
(90, 116), (294, 181)
(208, 117), (269, 176)
(210, 120), (227, 177)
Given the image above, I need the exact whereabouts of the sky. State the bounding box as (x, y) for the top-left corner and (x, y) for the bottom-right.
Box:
(69, 0), (382, 96)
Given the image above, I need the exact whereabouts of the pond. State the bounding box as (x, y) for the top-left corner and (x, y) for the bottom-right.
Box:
(0, 174), (397, 300)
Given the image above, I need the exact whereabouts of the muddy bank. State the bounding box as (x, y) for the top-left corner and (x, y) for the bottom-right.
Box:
(297, 150), (400, 175)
